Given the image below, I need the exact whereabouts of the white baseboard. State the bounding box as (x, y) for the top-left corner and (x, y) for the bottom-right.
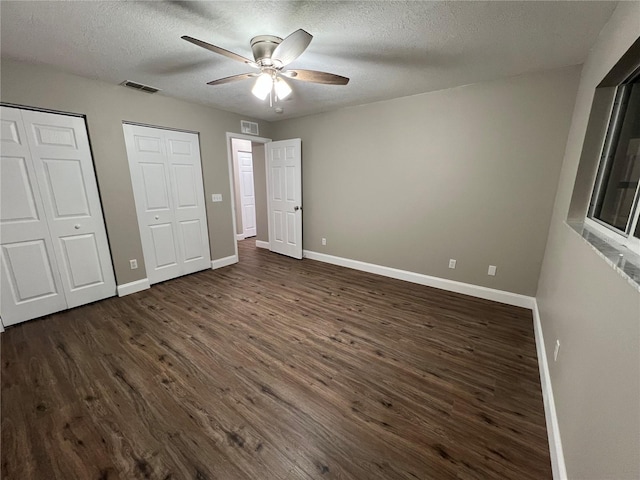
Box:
(532, 301), (567, 480)
(236, 233), (245, 241)
(117, 278), (150, 297)
(0, 320), (5, 333)
(302, 250), (535, 309)
(255, 240), (270, 249)
(211, 254), (238, 270)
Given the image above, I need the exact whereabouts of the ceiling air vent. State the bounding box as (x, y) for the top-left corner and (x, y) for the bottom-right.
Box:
(120, 80), (160, 94)
(240, 120), (259, 136)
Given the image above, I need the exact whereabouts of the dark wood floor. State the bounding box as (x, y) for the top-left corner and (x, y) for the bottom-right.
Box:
(1, 240), (551, 479)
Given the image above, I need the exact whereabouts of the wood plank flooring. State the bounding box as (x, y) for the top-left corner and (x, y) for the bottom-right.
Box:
(1, 240), (551, 479)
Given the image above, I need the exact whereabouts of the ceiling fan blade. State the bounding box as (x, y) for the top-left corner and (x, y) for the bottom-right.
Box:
(207, 73), (258, 86)
(284, 69), (350, 85)
(271, 29), (313, 66)
(182, 35), (258, 68)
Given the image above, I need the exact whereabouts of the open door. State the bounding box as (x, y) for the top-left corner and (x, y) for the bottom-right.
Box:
(266, 139), (302, 259)
(237, 150), (257, 238)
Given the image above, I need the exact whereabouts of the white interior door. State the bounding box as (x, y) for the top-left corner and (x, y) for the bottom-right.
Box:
(123, 125), (181, 284)
(123, 124), (210, 285)
(1, 107), (67, 325)
(165, 129), (211, 276)
(0, 106), (116, 326)
(21, 110), (116, 309)
(266, 139), (302, 259)
(238, 151), (256, 238)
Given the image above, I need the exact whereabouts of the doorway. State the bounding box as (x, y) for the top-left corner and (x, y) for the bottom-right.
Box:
(226, 133), (271, 260)
(231, 139), (257, 240)
(226, 133), (303, 261)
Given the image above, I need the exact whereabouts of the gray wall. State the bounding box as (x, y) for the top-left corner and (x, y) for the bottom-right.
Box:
(536, 3), (640, 479)
(272, 67), (580, 296)
(252, 143), (269, 243)
(0, 58), (270, 286)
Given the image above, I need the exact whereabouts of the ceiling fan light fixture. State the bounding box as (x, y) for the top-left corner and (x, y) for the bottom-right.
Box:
(252, 72), (273, 100)
(275, 77), (292, 100)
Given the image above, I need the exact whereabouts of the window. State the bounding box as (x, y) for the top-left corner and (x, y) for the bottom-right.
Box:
(587, 71), (640, 254)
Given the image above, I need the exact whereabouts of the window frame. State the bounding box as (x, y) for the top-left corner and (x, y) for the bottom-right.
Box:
(586, 74), (640, 256)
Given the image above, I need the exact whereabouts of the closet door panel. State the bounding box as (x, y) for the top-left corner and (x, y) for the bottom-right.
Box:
(140, 162), (171, 211)
(41, 158), (91, 217)
(0, 107), (67, 325)
(165, 130), (210, 274)
(59, 234), (105, 289)
(123, 124), (181, 284)
(173, 164), (198, 208)
(21, 109), (116, 309)
(2, 240), (59, 300)
(1, 156), (39, 224)
(149, 223), (179, 269)
(179, 219), (205, 262)
(124, 125), (210, 284)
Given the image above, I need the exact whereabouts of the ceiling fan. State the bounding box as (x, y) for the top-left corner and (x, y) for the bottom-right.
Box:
(182, 29), (349, 104)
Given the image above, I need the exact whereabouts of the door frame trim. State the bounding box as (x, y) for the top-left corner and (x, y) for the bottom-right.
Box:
(122, 120), (199, 135)
(0, 102), (85, 118)
(225, 132), (271, 261)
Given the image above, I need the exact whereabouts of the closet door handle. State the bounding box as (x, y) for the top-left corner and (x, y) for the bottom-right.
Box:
(155, 215), (160, 220)
(74, 224), (81, 229)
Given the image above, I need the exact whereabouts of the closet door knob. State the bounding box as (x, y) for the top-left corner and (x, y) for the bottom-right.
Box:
(74, 224), (81, 229)
(155, 215), (160, 220)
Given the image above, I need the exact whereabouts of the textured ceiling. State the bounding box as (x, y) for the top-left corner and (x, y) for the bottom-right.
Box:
(1, 1), (617, 121)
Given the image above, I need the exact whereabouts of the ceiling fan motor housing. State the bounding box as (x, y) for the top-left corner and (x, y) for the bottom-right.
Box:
(250, 35), (283, 65)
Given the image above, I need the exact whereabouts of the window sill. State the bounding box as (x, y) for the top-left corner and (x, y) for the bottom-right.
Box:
(566, 221), (640, 293)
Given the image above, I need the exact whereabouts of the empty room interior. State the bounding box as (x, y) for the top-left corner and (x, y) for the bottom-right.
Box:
(1, 1), (639, 479)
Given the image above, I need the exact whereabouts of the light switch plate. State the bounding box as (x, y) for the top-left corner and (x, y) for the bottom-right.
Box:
(211, 194), (223, 202)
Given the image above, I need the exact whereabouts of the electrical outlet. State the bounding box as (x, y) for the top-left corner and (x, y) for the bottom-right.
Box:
(211, 193), (223, 202)
(554, 340), (560, 362)
(130, 259), (138, 270)
(488, 265), (497, 276)
(321, 238), (327, 246)
(448, 259), (457, 269)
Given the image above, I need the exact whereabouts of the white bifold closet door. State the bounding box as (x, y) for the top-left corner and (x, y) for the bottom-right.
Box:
(123, 124), (210, 285)
(0, 106), (116, 327)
